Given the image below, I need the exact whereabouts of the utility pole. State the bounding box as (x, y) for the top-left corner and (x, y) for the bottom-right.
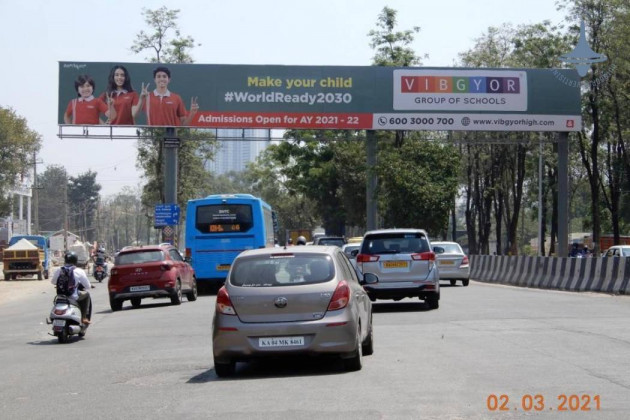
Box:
(64, 178), (69, 251)
(33, 151), (39, 234)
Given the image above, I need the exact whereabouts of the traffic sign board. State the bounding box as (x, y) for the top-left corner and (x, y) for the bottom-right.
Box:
(154, 204), (180, 227)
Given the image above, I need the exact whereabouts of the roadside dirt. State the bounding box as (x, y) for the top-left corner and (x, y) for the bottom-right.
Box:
(0, 263), (54, 304)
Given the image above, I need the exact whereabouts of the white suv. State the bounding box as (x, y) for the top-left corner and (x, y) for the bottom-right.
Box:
(356, 229), (440, 309)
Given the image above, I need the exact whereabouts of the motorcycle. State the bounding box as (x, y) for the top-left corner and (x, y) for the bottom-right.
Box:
(46, 290), (90, 343)
(94, 263), (107, 282)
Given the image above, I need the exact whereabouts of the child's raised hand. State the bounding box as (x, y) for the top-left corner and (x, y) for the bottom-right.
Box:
(190, 96), (199, 112)
(141, 82), (150, 97)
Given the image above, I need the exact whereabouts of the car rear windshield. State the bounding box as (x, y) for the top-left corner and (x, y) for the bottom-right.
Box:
(361, 233), (429, 255)
(115, 250), (164, 265)
(230, 253), (334, 287)
(317, 238), (346, 247)
(436, 243), (462, 253)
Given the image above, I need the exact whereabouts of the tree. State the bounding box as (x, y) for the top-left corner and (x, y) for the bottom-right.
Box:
(67, 171), (101, 242)
(367, 7), (460, 237)
(378, 137), (460, 235)
(369, 7), (425, 148)
(558, 0), (628, 253)
(456, 22), (577, 255)
(37, 165), (67, 233)
(130, 7), (217, 237)
(268, 130), (354, 235)
(131, 7), (198, 64)
(0, 107), (41, 215)
(368, 7), (423, 67)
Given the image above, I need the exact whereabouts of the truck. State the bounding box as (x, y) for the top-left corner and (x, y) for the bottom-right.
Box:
(69, 241), (91, 269)
(2, 235), (50, 280)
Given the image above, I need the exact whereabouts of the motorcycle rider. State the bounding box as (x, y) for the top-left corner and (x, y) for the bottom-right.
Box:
(296, 235), (307, 245)
(51, 251), (92, 325)
(93, 247), (108, 276)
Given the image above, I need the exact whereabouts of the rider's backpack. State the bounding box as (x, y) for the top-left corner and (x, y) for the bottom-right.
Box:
(56, 266), (77, 296)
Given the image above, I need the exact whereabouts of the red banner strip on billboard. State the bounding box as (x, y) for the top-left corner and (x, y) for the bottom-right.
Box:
(192, 112), (373, 129)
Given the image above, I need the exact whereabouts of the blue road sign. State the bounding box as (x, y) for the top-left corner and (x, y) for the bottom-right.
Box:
(154, 204), (180, 227)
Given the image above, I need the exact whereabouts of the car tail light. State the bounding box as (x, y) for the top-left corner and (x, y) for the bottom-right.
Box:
(325, 322), (348, 327)
(411, 251), (436, 261)
(327, 280), (350, 311)
(185, 248), (191, 259)
(161, 262), (173, 271)
(461, 255), (470, 266)
(357, 254), (379, 263)
(216, 286), (236, 315)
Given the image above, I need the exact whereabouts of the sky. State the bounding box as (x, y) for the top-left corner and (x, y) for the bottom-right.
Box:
(0, 0), (570, 197)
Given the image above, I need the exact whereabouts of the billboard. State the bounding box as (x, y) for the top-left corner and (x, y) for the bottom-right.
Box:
(58, 62), (582, 132)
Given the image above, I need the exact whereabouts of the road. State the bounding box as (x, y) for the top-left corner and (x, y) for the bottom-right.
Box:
(0, 276), (629, 419)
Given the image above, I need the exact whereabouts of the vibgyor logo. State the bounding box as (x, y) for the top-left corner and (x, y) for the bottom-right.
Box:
(394, 70), (528, 112)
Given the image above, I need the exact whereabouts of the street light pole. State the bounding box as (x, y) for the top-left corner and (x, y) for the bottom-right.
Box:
(63, 180), (69, 252)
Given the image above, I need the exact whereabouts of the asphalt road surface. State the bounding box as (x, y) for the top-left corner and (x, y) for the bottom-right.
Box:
(1, 276), (629, 419)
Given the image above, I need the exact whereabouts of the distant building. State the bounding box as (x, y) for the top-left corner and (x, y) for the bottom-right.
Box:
(206, 129), (271, 175)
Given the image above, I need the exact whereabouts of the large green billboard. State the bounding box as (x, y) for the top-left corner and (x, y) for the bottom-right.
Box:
(59, 62), (581, 132)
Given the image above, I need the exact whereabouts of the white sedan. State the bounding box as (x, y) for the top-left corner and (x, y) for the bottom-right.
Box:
(432, 241), (470, 286)
(601, 245), (630, 257)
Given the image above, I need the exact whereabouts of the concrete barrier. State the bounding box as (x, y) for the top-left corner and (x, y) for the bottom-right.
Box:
(470, 255), (630, 295)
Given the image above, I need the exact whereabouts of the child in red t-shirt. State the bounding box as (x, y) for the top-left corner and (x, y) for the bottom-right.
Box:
(99, 65), (140, 125)
(64, 75), (115, 125)
(139, 66), (199, 126)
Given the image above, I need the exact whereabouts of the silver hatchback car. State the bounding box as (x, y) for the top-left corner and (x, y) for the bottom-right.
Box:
(356, 229), (440, 309)
(212, 245), (374, 377)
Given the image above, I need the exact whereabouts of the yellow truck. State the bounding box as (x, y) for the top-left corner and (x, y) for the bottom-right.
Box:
(2, 235), (50, 280)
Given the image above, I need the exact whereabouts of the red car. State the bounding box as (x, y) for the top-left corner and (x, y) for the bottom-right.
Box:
(108, 244), (197, 311)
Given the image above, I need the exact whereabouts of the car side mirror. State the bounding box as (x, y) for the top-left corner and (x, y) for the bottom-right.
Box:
(351, 249), (359, 257)
(433, 246), (445, 254)
(361, 273), (379, 285)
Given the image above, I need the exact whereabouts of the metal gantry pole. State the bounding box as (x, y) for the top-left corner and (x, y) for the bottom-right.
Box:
(538, 135), (544, 256)
(366, 130), (378, 231)
(557, 132), (569, 257)
(163, 127), (179, 246)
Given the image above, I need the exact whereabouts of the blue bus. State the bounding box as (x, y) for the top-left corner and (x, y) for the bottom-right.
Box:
(185, 194), (276, 286)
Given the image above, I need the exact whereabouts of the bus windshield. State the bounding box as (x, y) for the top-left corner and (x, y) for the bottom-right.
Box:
(196, 204), (253, 233)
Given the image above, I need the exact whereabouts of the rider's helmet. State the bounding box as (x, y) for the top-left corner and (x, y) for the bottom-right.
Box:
(64, 251), (78, 265)
(296, 236), (307, 245)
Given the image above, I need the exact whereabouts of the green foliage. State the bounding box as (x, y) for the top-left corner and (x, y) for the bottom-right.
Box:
(67, 171), (101, 242)
(131, 7), (216, 228)
(267, 130), (364, 235)
(131, 7), (199, 64)
(377, 137), (460, 236)
(459, 24), (516, 67)
(136, 129), (216, 216)
(0, 107), (41, 214)
(368, 7), (424, 67)
(97, 187), (152, 250)
(37, 165), (67, 232)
